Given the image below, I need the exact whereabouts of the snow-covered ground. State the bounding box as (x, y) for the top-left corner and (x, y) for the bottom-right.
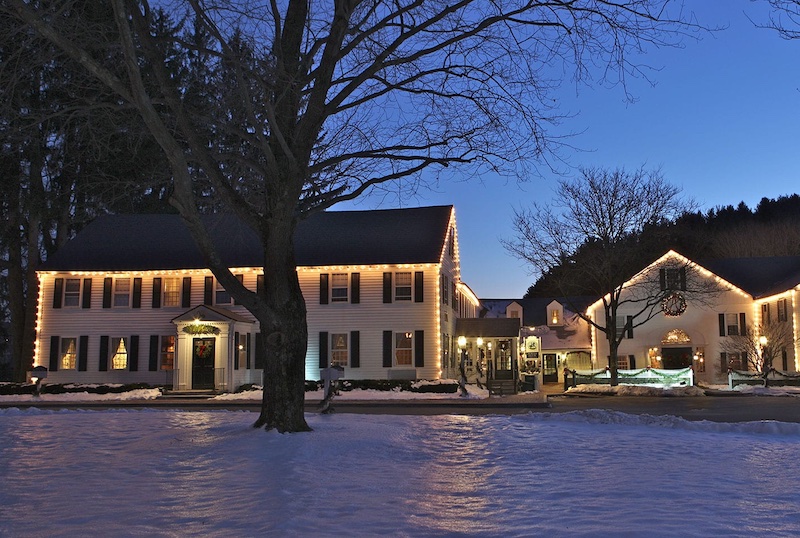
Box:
(2, 408), (799, 537)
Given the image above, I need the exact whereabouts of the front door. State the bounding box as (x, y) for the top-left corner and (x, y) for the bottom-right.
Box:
(661, 347), (692, 369)
(494, 340), (513, 380)
(192, 338), (215, 390)
(543, 353), (558, 383)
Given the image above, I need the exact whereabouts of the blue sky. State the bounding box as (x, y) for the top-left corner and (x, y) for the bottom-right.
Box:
(339, 1), (800, 298)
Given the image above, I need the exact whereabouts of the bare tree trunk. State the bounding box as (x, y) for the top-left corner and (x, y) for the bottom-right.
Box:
(252, 217), (310, 432)
(608, 335), (620, 387)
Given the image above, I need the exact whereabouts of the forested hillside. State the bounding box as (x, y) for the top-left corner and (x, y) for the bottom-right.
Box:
(525, 194), (800, 298)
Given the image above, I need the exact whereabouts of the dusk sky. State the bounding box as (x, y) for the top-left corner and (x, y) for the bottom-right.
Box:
(339, 0), (800, 299)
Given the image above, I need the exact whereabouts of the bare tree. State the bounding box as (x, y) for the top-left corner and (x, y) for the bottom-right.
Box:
(720, 321), (795, 387)
(8, 1), (707, 431)
(504, 166), (720, 384)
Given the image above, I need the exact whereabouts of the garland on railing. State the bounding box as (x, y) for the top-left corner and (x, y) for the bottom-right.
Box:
(730, 368), (800, 380)
(182, 324), (221, 335)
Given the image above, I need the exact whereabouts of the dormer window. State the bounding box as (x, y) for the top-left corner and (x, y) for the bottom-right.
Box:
(551, 310), (560, 325)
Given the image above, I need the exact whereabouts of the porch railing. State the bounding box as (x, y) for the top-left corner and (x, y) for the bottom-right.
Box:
(564, 367), (693, 390)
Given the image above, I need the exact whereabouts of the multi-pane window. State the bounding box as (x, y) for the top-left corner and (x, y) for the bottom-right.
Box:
(778, 299), (788, 322)
(114, 279), (130, 307)
(726, 313), (740, 336)
(216, 279), (232, 304)
(395, 272), (412, 301)
(664, 268), (681, 290)
(331, 333), (348, 367)
(726, 352), (746, 371)
(64, 279), (81, 307)
(616, 355), (629, 369)
(163, 278), (180, 307)
(160, 336), (175, 370)
(60, 338), (77, 370)
(395, 332), (413, 365)
(441, 275), (449, 305)
(111, 337), (128, 370)
(331, 274), (348, 303)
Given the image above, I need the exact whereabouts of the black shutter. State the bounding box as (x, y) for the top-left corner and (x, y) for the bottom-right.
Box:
(719, 314), (726, 337)
(659, 268), (666, 291)
(234, 331), (240, 370)
(182, 277), (192, 308)
(102, 278), (112, 308)
(82, 279), (92, 309)
(626, 316), (634, 339)
(204, 276), (213, 305)
(53, 278), (64, 309)
(351, 273), (360, 304)
(132, 278), (142, 309)
(679, 267), (687, 291)
(414, 272), (424, 303)
(149, 335), (159, 371)
(414, 330), (424, 367)
(720, 352), (728, 372)
(99, 336), (109, 371)
(257, 275), (265, 297)
(319, 332), (328, 369)
(152, 278), (162, 309)
(383, 273), (392, 303)
(629, 355), (636, 370)
(739, 313), (747, 336)
(78, 336), (89, 371)
(246, 333), (252, 369)
(128, 335), (139, 371)
(383, 331), (393, 367)
(350, 331), (360, 368)
(49, 336), (60, 371)
(320, 274), (329, 305)
(254, 333), (264, 369)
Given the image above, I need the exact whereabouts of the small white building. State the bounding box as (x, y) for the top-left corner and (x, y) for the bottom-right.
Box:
(34, 206), (480, 391)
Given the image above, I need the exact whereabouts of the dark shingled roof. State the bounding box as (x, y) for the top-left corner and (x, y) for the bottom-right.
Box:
(455, 318), (522, 338)
(700, 256), (800, 298)
(480, 296), (597, 327)
(39, 206), (454, 271)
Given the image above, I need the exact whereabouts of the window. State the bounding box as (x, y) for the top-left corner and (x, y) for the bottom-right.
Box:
(114, 279), (130, 307)
(111, 337), (128, 370)
(441, 275), (449, 305)
(395, 272), (412, 301)
(395, 332), (413, 365)
(762, 303), (771, 324)
(331, 274), (348, 303)
(778, 299), (788, 322)
(726, 313), (739, 336)
(726, 352), (746, 371)
(510, 310), (520, 319)
(160, 336), (175, 370)
(550, 310), (560, 325)
(64, 279), (81, 307)
(216, 279), (232, 304)
(616, 355), (629, 370)
(331, 333), (348, 367)
(163, 278), (180, 307)
(615, 316), (631, 339)
(60, 338), (77, 369)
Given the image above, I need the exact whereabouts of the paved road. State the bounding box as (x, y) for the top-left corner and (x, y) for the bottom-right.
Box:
(7, 394), (800, 423)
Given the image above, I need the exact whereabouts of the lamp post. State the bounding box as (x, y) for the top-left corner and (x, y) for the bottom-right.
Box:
(457, 335), (468, 397)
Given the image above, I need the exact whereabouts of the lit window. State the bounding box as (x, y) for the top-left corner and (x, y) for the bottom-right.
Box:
(331, 274), (348, 302)
(114, 279), (130, 307)
(550, 310), (559, 325)
(331, 333), (348, 367)
(60, 338), (77, 369)
(160, 336), (175, 370)
(395, 272), (412, 301)
(64, 279), (81, 307)
(111, 337), (128, 370)
(508, 310), (519, 319)
(163, 278), (180, 307)
(395, 332), (413, 365)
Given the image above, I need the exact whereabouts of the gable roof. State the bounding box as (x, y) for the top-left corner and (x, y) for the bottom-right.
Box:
(39, 206), (454, 272)
(480, 296), (597, 327)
